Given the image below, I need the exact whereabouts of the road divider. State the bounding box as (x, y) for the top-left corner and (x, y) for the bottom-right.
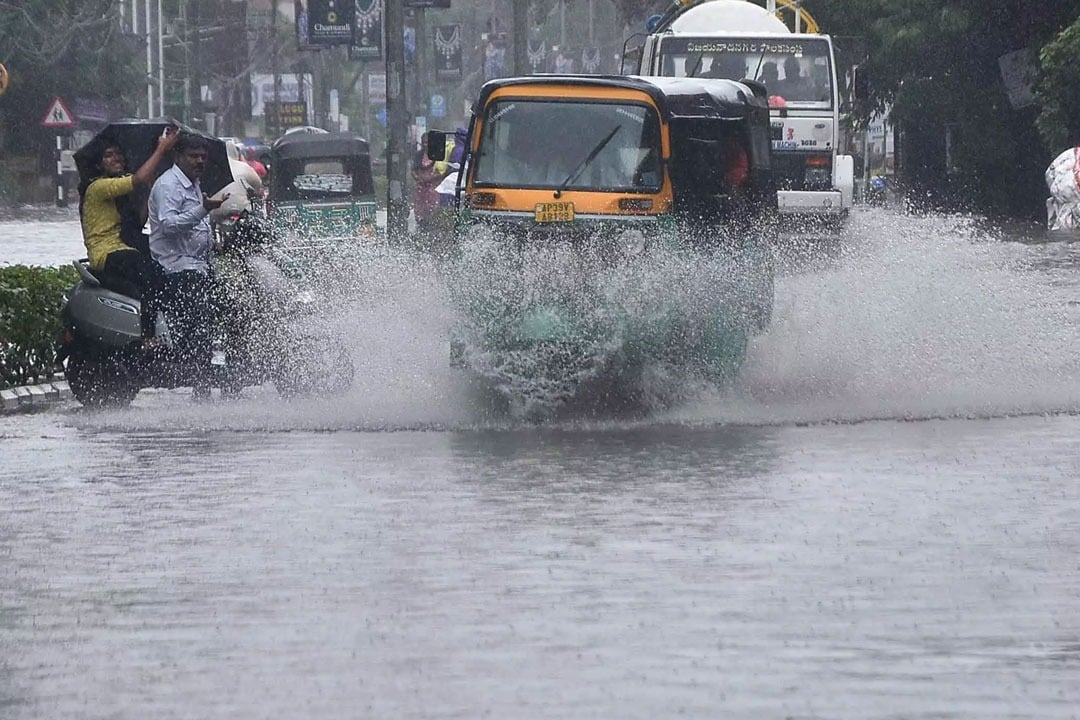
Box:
(0, 376), (70, 413)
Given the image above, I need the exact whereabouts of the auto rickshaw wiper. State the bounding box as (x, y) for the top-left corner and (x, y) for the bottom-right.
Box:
(553, 125), (621, 198)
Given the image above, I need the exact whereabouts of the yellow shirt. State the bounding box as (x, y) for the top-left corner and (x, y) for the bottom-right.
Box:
(81, 175), (136, 270)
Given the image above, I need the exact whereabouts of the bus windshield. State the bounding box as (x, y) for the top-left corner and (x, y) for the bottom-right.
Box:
(472, 98), (663, 192)
(658, 36), (833, 107)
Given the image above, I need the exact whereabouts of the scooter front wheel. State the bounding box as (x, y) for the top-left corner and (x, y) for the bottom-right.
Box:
(66, 350), (139, 409)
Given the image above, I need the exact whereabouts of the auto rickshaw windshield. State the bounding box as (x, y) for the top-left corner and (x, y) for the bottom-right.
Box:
(472, 99), (663, 192)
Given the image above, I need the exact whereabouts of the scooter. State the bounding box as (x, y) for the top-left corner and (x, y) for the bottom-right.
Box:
(57, 196), (354, 408)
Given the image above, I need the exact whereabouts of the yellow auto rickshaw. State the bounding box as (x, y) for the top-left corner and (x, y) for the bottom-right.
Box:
(427, 74), (778, 417)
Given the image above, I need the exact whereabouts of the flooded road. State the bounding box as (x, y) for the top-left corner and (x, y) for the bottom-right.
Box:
(1, 207), (1079, 718)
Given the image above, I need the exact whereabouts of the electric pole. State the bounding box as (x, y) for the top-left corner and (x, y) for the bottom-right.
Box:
(513, 0), (528, 75)
(415, 8), (428, 117)
(192, 0), (203, 125)
(385, 0), (409, 238)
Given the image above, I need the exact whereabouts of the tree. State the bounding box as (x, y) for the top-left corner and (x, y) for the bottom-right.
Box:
(0, 1), (143, 150)
(1036, 17), (1080, 151)
(805, 0), (1080, 216)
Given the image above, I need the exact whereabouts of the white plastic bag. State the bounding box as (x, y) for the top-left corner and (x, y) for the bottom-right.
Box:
(1046, 147), (1080, 231)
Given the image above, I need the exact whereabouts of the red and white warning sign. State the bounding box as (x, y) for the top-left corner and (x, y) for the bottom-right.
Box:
(41, 96), (76, 128)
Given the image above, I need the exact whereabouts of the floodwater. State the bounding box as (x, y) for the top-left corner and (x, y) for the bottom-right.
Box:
(1, 207), (1079, 718)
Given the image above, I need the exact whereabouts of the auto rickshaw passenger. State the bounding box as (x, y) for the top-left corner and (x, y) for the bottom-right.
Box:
(78, 127), (178, 344)
(723, 135), (750, 190)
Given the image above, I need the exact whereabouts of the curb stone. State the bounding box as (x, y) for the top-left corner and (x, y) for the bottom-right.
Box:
(0, 375), (71, 414)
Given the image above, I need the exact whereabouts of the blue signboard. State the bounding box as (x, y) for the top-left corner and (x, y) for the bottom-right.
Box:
(430, 94), (446, 119)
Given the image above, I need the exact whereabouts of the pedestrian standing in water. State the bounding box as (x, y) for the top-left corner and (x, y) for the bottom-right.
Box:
(78, 126), (178, 348)
(148, 132), (228, 401)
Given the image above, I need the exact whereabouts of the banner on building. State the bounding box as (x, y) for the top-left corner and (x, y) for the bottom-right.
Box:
(350, 0), (383, 60)
(433, 24), (462, 81)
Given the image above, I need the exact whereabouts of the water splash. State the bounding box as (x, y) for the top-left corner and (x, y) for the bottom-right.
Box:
(445, 224), (768, 419)
(667, 207), (1080, 425)
(64, 207), (1080, 432)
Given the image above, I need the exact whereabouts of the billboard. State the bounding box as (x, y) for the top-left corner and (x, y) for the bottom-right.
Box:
(350, 0), (383, 61)
(296, 0), (354, 48)
(433, 24), (462, 81)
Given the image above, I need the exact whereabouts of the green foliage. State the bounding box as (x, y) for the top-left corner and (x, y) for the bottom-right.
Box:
(1036, 17), (1080, 151)
(0, 265), (78, 389)
(802, 0), (1080, 215)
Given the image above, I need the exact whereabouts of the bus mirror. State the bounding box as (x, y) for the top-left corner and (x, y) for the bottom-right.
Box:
(426, 131), (447, 162)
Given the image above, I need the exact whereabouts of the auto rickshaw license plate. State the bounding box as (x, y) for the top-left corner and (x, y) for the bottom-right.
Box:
(535, 201), (574, 223)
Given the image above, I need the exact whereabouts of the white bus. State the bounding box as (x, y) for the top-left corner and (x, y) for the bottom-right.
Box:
(635, 0), (854, 232)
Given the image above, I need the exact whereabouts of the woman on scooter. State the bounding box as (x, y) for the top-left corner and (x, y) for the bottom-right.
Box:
(78, 126), (179, 348)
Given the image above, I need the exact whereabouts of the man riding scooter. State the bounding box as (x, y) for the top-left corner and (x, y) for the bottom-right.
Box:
(148, 132), (229, 401)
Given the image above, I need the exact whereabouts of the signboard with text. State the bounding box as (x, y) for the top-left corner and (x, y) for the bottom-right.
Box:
(265, 101), (309, 130)
(350, 0), (383, 61)
(251, 73), (315, 117)
(367, 72), (386, 104)
(297, 0), (354, 48)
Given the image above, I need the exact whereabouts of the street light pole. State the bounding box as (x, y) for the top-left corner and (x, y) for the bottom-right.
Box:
(385, 0), (409, 238)
(145, 0), (154, 116)
(158, 0), (165, 116)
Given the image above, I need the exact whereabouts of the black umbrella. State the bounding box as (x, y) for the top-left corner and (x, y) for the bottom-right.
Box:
(73, 118), (233, 198)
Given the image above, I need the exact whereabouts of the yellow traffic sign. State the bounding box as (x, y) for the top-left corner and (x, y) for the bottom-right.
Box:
(0, 64), (8, 97)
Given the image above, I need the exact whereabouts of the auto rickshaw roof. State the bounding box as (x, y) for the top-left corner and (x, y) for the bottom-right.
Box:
(270, 132), (371, 161)
(473, 74), (769, 121)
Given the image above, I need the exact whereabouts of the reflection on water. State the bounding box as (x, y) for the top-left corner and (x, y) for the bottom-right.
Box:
(1, 414), (1078, 718)
(2, 207), (1080, 717)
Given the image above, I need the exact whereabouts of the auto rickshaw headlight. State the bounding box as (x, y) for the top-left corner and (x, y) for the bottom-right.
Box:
(617, 228), (648, 256)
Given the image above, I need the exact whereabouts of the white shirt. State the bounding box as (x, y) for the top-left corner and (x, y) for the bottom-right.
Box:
(149, 164), (212, 274)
